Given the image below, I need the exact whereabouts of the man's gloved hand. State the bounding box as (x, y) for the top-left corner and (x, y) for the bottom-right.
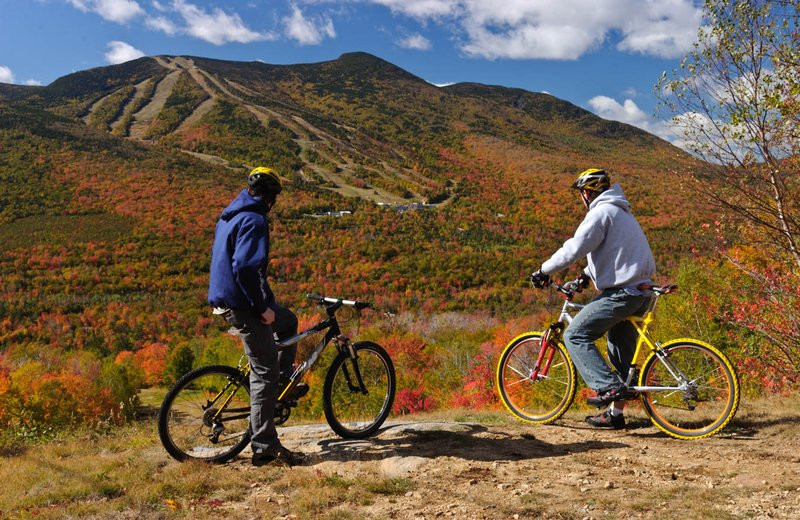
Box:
(530, 269), (552, 289)
(563, 273), (591, 293)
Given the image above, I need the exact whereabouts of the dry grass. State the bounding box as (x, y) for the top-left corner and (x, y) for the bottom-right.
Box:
(1, 398), (799, 519)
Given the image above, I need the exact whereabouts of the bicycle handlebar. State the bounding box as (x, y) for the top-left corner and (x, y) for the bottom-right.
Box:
(532, 279), (677, 300)
(306, 293), (372, 310)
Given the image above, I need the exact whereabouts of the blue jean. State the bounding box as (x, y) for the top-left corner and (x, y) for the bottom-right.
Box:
(225, 305), (298, 455)
(563, 289), (650, 393)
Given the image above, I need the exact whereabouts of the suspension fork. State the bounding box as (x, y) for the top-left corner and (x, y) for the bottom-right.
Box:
(532, 322), (565, 379)
(337, 336), (368, 394)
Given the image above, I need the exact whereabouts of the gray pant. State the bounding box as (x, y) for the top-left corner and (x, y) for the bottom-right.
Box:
(563, 288), (650, 393)
(225, 305), (298, 455)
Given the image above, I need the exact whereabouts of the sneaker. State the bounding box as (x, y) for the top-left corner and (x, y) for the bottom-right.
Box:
(252, 446), (307, 467)
(586, 386), (638, 408)
(585, 409), (626, 429)
(279, 381), (310, 401)
(291, 382), (310, 400)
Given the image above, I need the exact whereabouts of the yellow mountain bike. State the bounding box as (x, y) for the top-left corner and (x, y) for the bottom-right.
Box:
(496, 281), (739, 440)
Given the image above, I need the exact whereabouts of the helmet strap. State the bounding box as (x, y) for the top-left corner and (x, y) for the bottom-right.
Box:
(580, 190), (592, 210)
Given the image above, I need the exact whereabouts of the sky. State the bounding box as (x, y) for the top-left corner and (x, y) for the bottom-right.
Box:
(0, 0), (707, 146)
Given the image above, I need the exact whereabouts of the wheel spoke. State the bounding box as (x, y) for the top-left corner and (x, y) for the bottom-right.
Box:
(498, 336), (575, 423)
(641, 343), (738, 439)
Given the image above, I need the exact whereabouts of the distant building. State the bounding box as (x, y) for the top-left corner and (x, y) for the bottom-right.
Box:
(305, 210), (353, 218)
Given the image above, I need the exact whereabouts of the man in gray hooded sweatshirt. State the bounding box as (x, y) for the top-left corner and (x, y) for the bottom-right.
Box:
(530, 168), (656, 429)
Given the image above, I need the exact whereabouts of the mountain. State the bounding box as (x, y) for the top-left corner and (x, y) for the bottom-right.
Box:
(1, 52), (691, 207)
(0, 50), (708, 334)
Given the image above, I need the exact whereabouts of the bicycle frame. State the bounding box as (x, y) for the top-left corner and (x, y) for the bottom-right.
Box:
(548, 286), (691, 392)
(211, 296), (369, 423)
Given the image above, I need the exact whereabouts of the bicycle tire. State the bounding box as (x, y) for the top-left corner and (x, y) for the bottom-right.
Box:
(639, 339), (739, 440)
(323, 341), (395, 439)
(158, 365), (251, 463)
(496, 332), (577, 424)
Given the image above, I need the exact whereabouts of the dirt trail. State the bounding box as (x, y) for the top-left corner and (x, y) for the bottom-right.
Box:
(128, 59), (181, 140)
(217, 404), (800, 519)
(172, 57), (217, 133)
(110, 78), (152, 135)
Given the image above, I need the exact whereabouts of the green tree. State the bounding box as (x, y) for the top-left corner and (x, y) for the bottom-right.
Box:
(163, 344), (196, 385)
(658, 0), (800, 268)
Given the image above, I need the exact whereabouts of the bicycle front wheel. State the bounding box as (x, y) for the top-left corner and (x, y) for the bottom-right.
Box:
(639, 340), (739, 440)
(323, 341), (396, 439)
(496, 332), (577, 424)
(158, 365), (251, 463)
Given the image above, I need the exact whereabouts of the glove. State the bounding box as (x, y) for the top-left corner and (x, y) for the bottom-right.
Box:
(530, 269), (552, 289)
(563, 273), (591, 293)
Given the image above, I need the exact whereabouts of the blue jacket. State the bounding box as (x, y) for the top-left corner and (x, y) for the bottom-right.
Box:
(208, 189), (277, 313)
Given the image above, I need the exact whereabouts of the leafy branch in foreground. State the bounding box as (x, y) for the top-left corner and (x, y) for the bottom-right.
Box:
(657, 0), (800, 268)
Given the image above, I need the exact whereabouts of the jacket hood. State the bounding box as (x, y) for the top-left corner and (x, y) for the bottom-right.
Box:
(220, 189), (269, 221)
(589, 183), (630, 212)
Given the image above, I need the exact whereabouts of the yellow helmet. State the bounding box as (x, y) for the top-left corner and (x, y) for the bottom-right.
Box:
(247, 166), (282, 196)
(572, 168), (610, 192)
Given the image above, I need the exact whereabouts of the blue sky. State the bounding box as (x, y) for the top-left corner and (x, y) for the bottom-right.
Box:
(0, 1), (706, 145)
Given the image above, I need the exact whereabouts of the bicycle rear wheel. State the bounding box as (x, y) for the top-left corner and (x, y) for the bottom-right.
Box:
(323, 341), (395, 439)
(158, 365), (251, 463)
(639, 340), (739, 439)
(496, 332), (577, 423)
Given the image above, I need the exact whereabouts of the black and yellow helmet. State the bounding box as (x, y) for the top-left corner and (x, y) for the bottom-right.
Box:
(247, 166), (282, 197)
(572, 168), (610, 192)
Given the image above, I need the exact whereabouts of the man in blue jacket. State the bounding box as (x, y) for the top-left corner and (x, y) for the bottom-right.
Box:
(530, 168), (656, 430)
(208, 166), (305, 466)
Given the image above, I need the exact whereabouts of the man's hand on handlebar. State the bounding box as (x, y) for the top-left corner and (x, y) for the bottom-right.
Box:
(530, 269), (552, 289)
(562, 273), (591, 293)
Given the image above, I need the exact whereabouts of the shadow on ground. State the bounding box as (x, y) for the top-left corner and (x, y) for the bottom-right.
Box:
(311, 423), (629, 464)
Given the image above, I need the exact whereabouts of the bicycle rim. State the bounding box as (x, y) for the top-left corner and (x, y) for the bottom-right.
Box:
(158, 365), (251, 463)
(497, 333), (576, 424)
(640, 341), (739, 439)
(323, 342), (395, 439)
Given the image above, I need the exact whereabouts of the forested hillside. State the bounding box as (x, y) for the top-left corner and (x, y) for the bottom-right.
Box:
(0, 52), (734, 437)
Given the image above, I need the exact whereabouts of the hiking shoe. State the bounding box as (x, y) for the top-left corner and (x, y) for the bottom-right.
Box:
(586, 386), (638, 408)
(585, 409), (626, 430)
(291, 382), (310, 400)
(279, 381), (310, 401)
(252, 446), (307, 467)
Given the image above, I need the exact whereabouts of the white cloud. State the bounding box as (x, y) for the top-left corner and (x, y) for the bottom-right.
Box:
(24, 79), (43, 86)
(355, 0), (701, 60)
(105, 41), (145, 64)
(68, 0), (144, 24)
(616, 0), (703, 58)
(588, 94), (680, 144)
(397, 33), (432, 50)
(622, 87), (638, 98)
(0, 66), (15, 83)
(145, 15), (179, 35)
(284, 3), (336, 45)
(363, 0), (457, 19)
(172, 0), (276, 45)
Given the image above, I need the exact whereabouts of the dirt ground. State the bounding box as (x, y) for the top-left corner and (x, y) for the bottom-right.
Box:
(4, 400), (798, 519)
(219, 400), (800, 519)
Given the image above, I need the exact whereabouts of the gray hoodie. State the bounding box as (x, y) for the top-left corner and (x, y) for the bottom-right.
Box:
(541, 183), (655, 291)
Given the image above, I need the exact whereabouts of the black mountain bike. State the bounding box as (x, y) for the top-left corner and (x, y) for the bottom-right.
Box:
(158, 294), (396, 463)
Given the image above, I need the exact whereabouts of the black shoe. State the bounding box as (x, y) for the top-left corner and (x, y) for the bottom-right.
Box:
(290, 382), (309, 400)
(252, 446), (307, 467)
(586, 386), (638, 408)
(279, 381), (310, 401)
(585, 409), (626, 429)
